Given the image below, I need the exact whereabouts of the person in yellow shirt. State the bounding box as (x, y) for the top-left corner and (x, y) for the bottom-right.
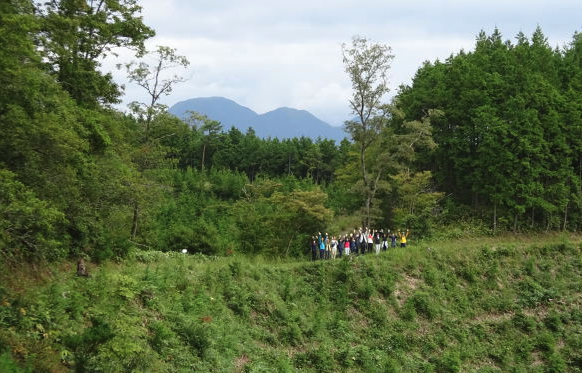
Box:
(398, 229), (410, 248)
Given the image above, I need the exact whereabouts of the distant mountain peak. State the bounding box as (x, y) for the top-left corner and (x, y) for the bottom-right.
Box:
(169, 97), (346, 142)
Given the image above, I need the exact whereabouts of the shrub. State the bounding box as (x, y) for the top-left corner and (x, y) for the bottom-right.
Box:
(536, 332), (556, 353)
(357, 278), (376, 299)
(279, 323), (303, 346)
(544, 311), (563, 332)
(409, 292), (439, 320)
(512, 312), (537, 333)
(149, 321), (178, 353)
(63, 316), (115, 370)
(179, 322), (212, 357)
(399, 300), (417, 321)
(518, 279), (556, 307)
(546, 353), (567, 373)
(0, 169), (67, 261)
(436, 350), (461, 373)
(0, 353), (31, 373)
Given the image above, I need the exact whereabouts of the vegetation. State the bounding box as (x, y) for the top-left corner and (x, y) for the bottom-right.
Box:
(398, 28), (582, 232)
(1, 0), (581, 261)
(1, 0), (582, 370)
(1, 237), (581, 372)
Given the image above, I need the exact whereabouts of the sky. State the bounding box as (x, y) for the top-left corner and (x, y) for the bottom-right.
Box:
(104, 0), (582, 126)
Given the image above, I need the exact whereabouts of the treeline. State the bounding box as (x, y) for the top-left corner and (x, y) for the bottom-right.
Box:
(168, 124), (351, 184)
(1, 0), (581, 263)
(398, 28), (582, 232)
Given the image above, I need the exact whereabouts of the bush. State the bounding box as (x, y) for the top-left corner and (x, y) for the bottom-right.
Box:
(436, 350), (461, 373)
(179, 321), (212, 357)
(546, 353), (567, 373)
(512, 312), (537, 333)
(536, 332), (556, 353)
(518, 279), (556, 307)
(149, 321), (178, 353)
(279, 323), (303, 346)
(409, 292), (439, 320)
(0, 353), (31, 373)
(294, 342), (335, 372)
(0, 169), (67, 261)
(399, 300), (417, 321)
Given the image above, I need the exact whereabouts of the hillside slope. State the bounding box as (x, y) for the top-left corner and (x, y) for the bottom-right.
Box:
(1, 237), (582, 372)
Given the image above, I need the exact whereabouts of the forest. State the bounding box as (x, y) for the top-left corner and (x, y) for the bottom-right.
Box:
(3, 1), (582, 372)
(1, 0), (582, 265)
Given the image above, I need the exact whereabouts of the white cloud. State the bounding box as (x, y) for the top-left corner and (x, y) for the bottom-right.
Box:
(102, 0), (582, 126)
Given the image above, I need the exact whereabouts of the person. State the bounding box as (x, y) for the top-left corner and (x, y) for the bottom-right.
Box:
(330, 236), (338, 259)
(389, 230), (397, 248)
(343, 235), (350, 256)
(310, 236), (318, 261)
(350, 235), (356, 257)
(354, 231), (361, 255)
(367, 230), (373, 254)
(398, 229), (410, 248)
(374, 231), (381, 255)
(325, 233), (331, 260)
(381, 229), (388, 251)
(318, 232), (326, 259)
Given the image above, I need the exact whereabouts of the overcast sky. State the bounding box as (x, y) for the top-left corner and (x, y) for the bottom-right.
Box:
(105, 0), (582, 126)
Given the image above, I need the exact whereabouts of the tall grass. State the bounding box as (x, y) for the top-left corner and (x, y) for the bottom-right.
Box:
(1, 235), (581, 372)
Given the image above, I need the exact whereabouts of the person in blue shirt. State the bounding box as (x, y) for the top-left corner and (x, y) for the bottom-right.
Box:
(318, 232), (326, 259)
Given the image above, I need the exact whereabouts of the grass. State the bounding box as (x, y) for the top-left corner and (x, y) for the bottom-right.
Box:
(1, 233), (582, 372)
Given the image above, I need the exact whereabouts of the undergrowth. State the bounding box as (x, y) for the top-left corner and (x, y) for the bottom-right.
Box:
(1, 236), (582, 372)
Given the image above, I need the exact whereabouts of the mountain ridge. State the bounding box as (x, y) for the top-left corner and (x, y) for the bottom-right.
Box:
(169, 97), (346, 142)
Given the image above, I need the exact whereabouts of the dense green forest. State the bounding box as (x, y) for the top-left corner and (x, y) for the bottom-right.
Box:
(2, 1), (582, 372)
(1, 0), (581, 264)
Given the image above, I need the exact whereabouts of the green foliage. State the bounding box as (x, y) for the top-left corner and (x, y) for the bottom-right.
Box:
(1, 239), (582, 372)
(518, 278), (556, 307)
(0, 169), (66, 261)
(3, 6), (582, 371)
(398, 27), (582, 232)
(0, 353), (31, 373)
(232, 177), (331, 257)
(436, 350), (462, 373)
(38, 0), (155, 107)
(391, 171), (444, 236)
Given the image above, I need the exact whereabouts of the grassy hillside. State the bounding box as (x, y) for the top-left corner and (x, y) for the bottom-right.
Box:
(1, 235), (582, 372)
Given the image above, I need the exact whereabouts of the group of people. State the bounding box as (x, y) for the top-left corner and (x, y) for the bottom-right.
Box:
(309, 228), (410, 261)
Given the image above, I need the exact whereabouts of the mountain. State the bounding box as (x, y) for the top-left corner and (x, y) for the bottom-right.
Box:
(169, 97), (258, 130)
(169, 97), (346, 142)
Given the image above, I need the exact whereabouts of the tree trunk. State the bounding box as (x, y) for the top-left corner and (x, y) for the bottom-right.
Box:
(563, 203), (568, 232)
(131, 202), (139, 239)
(364, 195), (371, 227)
(201, 142), (207, 171)
(472, 191), (478, 210)
(531, 208), (535, 229)
(285, 238), (293, 257)
(493, 202), (497, 234)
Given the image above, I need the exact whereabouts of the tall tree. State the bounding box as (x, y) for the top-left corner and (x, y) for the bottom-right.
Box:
(38, 0), (155, 107)
(398, 27), (582, 232)
(342, 36), (394, 226)
(125, 45), (190, 136)
(187, 113), (223, 171)
(123, 45), (190, 240)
